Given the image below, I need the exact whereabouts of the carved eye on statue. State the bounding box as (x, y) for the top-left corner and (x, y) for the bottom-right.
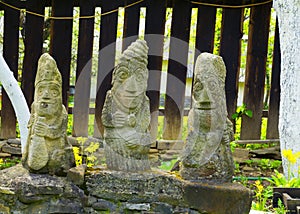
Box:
(207, 79), (218, 91)
(51, 88), (59, 97)
(116, 67), (130, 81)
(37, 87), (44, 96)
(193, 81), (203, 92)
(135, 68), (146, 83)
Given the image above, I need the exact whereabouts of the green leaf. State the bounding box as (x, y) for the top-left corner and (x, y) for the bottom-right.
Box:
(231, 113), (239, 119)
(245, 110), (253, 118)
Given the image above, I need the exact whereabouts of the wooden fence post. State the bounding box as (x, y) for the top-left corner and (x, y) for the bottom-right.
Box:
(219, 8), (243, 120)
(1, 1), (20, 139)
(144, 0), (166, 142)
(195, 5), (216, 54)
(163, 0), (191, 140)
(266, 20), (280, 139)
(22, 0), (45, 107)
(94, 2), (118, 137)
(240, 3), (272, 140)
(73, 0), (95, 137)
(122, 0), (140, 50)
(50, 0), (73, 108)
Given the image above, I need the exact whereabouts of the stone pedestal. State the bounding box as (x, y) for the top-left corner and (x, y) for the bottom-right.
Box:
(0, 165), (252, 213)
(0, 165), (86, 214)
(86, 167), (252, 214)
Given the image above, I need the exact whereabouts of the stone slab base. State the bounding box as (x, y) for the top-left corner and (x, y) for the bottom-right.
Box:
(0, 165), (252, 214)
(86, 167), (252, 214)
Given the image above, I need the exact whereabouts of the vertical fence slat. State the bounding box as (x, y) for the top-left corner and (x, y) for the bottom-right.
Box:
(94, 2), (118, 137)
(73, 0), (95, 137)
(240, 3), (272, 140)
(49, 0), (73, 108)
(144, 0), (166, 141)
(195, 5), (216, 54)
(122, 0), (140, 50)
(219, 8), (243, 119)
(1, 1), (19, 139)
(22, 0), (45, 107)
(266, 20), (280, 139)
(163, 0), (191, 140)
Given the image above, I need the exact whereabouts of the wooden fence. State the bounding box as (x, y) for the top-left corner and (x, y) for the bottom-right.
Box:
(0, 0), (280, 144)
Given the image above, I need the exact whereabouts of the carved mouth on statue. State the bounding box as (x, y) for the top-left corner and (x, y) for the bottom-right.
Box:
(39, 100), (55, 108)
(195, 101), (215, 110)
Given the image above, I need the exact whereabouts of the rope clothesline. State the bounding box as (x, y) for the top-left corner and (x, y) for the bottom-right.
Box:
(0, 0), (144, 19)
(191, 0), (273, 8)
(0, 0), (273, 20)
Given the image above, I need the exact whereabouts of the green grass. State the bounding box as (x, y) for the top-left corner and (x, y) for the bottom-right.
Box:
(0, 157), (21, 170)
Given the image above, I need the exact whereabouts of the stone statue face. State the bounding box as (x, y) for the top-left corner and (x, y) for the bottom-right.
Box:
(193, 54), (226, 113)
(35, 82), (61, 117)
(112, 63), (148, 110)
(192, 53), (227, 131)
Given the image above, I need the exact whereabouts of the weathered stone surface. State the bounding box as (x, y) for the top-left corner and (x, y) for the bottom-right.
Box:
(0, 141), (6, 150)
(67, 164), (87, 186)
(7, 138), (21, 145)
(92, 199), (117, 211)
(86, 168), (252, 213)
(2, 143), (21, 155)
(0, 164), (252, 213)
(124, 202), (150, 211)
(0, 164), (85, 213)
(233, 148), (250, 163)
(0, 153), (11, 158)
(0, 204), (10, 214)
(102, 39), (151, 172)
(183, 182), (252, 214)
(180, 53), (234, 182)
(250, 146), (281, 160)
(22, 53), (75, 176)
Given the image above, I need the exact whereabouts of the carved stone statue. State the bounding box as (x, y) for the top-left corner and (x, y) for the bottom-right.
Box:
(22, 53), (75, 176)
(102, 39), (151, 172)
(180, 53), (234, 182)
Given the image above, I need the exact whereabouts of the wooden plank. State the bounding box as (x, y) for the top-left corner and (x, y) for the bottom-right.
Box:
(72, 0), (95, 137)
(219, 8), (243, 120)
(1, 0), (20, 139)
(144, 0), (166, 141)
(240, 3), (272, 140)
(236, 139), (279, 144)
(49, 0), (73, 108)
(195, 5), (216, 54)
(122, 0), (140, 50)
(21, 0), (45, 107)
(266, 20), (280, 139)
(163, 0), (191, 140)
(94, 2), (118, 137)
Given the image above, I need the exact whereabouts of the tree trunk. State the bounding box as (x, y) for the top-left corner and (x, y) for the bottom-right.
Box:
(273, 0), (300, 177)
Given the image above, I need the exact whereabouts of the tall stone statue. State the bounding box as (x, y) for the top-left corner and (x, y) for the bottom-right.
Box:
(180, 53), (234, 182)
(22, 53), (75, 176)
(102, 39), (151, 172)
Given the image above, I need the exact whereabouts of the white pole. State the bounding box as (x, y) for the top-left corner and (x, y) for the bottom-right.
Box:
(273, 0), (300, 177)
(0, 54), (30, 152)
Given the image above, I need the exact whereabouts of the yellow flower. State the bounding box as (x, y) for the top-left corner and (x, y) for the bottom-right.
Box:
(0, 158), (3, 164)
(283, 149), (298, 164)
(254, 180), (263, 192)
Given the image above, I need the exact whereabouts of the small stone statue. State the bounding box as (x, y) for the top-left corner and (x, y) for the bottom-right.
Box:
(22, 53), (75, 176)
(180, 53), (234, 182)
(102, 39), (151, 172)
